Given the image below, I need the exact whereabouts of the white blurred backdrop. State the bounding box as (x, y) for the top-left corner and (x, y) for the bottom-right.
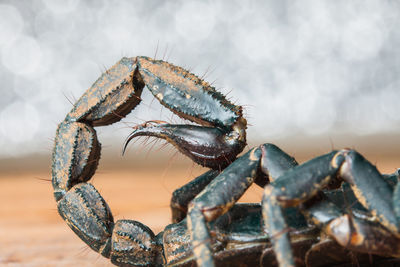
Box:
(0, 0), (399, 159)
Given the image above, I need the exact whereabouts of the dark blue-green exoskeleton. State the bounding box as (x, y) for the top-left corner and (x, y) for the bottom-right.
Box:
(52, 56), (400, 267)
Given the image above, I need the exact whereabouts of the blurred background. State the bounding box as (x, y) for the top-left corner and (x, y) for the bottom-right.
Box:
(0, 0), (399, 266)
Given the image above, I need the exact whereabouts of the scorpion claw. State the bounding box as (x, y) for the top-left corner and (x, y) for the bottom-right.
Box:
(124, 122), (245, 169)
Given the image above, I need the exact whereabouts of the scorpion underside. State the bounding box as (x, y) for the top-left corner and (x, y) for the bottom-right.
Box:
(52, 56), (400, 267)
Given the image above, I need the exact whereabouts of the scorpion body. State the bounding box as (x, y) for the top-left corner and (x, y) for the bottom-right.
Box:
(52, 56), (400, 266)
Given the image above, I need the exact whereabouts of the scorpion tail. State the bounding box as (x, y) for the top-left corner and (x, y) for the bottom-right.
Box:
(111, 219), (163, 266)
(58, 182), (162, 266)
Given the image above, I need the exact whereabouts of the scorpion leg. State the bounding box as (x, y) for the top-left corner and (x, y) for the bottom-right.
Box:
(306, 171), (400, 261)
(325, 212), (400, 258)
(393, 169), (400, 225)
(187, 147), (263, 267)
(262, 149), (398, 267)
(319, 168), (400, 258)
(186, 144), (307, 267)
(262, 151), (345, 267)
(338, 150), (397, 233)
(259, 143), (298, 184)
(305, 194), (400, 264)
(170, 143), (299, 223)
(171, 170), (220, 223)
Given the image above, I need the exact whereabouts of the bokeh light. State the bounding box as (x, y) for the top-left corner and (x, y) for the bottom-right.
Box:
(0, 0), (399, 158)
(0, 4), (24, 47)
(174, 1), (217, 42)
(0, 101), (40, 147)
(2, 35), (43, 76)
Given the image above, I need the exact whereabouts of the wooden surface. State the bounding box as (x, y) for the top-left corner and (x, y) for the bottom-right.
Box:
(0, 155), (398, 266)
(0, 162), (265, 266)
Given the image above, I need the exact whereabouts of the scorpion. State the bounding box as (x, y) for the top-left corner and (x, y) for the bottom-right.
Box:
(52, 56), (400, 266)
